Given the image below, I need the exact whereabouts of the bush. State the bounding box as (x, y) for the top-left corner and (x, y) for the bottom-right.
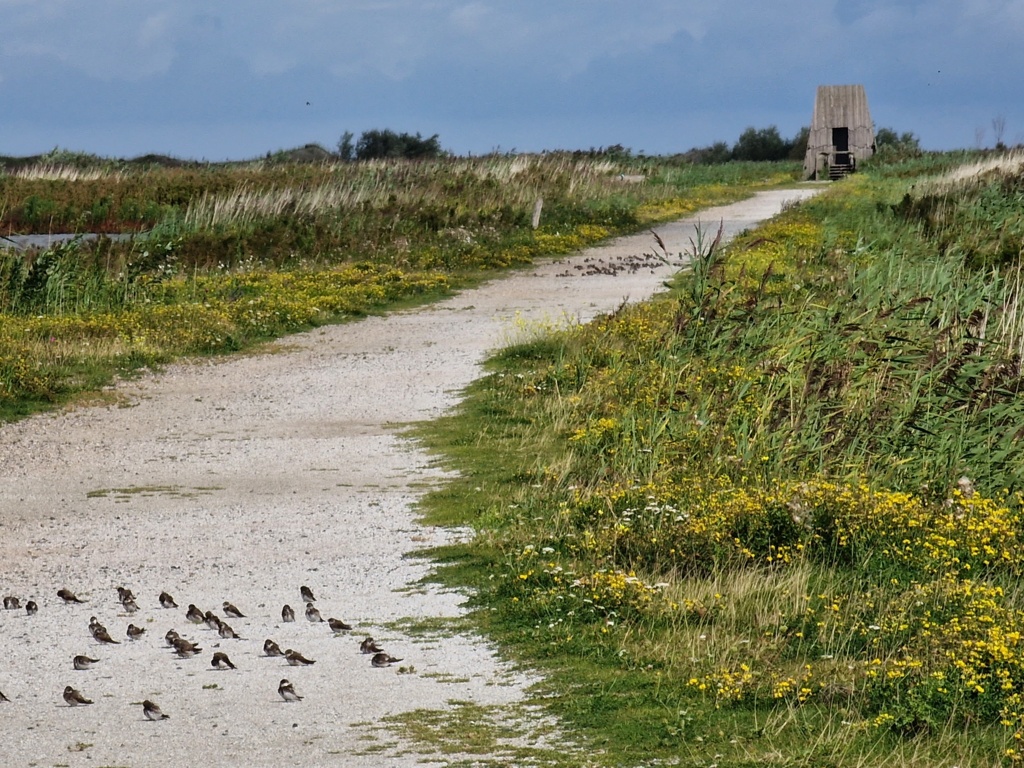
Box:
(732, 126), (789, 162)
(873, 127), (922, 162)
(348, 129), (444, 160)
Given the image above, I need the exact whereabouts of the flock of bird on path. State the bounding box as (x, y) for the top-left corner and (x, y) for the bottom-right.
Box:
(0, 583), (404, 719)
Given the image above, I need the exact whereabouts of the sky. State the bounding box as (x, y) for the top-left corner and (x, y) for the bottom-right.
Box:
(1, 0), (1022, 161)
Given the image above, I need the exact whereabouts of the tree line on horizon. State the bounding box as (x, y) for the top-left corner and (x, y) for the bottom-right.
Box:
(0, 125), (923, 171)
(331, 125), (921, 164)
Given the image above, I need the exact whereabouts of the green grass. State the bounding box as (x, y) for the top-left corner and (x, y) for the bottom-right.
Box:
(369, 700), (577, 766)
(0, 154), (797, 423)
(411, 150), (1024, 767)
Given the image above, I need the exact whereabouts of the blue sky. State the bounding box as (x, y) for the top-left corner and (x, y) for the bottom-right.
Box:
(1, 1), (1022, 160)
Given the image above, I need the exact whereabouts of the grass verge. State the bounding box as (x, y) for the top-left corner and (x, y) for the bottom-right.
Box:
(411, 149), (1024, 767)
(1, 155), (798, 422)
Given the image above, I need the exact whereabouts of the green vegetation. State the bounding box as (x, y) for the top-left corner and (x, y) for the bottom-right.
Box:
(415, 149), (1024, 766)
(337, 128), (444, 160)
(0, 151), (796, 421)
(12, 138), (1019, 765)
(684, 124), (808, 165)
(682, 124), (921, 166)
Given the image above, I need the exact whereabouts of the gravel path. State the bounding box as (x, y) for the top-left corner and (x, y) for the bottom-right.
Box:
(0, 187), (819, 767)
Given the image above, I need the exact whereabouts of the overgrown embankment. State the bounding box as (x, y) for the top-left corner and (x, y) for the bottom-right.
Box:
(0, 155), (796, 421)
(417, 150), (1024, 766)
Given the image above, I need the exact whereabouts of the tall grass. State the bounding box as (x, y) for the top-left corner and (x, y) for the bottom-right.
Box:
(11, 164), (121, 182)
(0, 154), (796, 420)
(415, 150), (1024, 766)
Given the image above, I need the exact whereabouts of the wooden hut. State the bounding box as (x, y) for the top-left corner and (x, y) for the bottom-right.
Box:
(803, 85), (874, 180)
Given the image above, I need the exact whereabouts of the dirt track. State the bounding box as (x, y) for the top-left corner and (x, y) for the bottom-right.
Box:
(0, 187), (820, 766)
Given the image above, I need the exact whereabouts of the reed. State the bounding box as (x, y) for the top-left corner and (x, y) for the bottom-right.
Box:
(414, 149), (1024, 766)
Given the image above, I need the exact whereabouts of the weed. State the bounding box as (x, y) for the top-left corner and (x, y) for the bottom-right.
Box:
(414, 149), (1024, 766)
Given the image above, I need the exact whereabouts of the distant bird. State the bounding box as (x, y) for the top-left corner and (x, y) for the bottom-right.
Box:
(300, 586), (316, 603)
(371, 652), (402, 667)
(63, 686), (93, 706)
(281, 604), (295, 623)
(159, 591), (178, 609)
(204, 611), (222, 631)
(186, 604), (205, 624)
(3, 595), (20, 610)
(305, 603), (324, 623)
(116, 587), (135, 604)
(360, 637), (382, 654)
(218, 621), (242, 640)
(222, 601), (244, 619)
(25, 600), (38, 616)
(122, 597), (140, 614)
(263, 639), (285, 657)
(173, 637), (202, 658)
(126, 624), (145, 641)
(142, 699), (169, 720)
(58, 588), (84, 604)
(73, 655), (99, 670)
(212, 651), (236, 670)
(284, 649), (315, 666)
(165, 629), (181, 647)
(91, 622), (120, 645)
(0, 689), (9, 702)
(328, 618), (352, 633)
(278, 678), (302, 702)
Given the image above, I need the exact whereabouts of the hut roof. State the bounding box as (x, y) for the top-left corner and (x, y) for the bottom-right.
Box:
(810, 85), (873, 131)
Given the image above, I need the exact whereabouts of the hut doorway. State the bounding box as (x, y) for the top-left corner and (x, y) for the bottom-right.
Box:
(832, 127), (850, 166)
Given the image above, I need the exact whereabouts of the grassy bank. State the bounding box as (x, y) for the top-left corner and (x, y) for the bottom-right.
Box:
(414, 150), (1024, 766)
(0, 155), (796, 421)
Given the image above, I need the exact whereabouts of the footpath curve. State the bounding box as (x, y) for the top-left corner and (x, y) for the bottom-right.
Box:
(0, 187), (820, 766)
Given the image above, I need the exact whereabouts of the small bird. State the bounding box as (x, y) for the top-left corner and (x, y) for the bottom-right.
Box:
(122, 597), (140, 614)
(165, 629), (180, 647)
(278, 678), (302, 702)
(204, 611), (222, 631)
(360, 637), (382, 654)
(263, 639), (285, 657)
(126, 624), (145, 641)
(58, 588), (84, 604)
(142, 699), (169, 720)
(371, 652), (402, 667)
(116, 587), (135, 604)
(212, 651), (236, 670)
(218, 621), (242, 640)
(222, 601), (244, 619)
(63, 686), (93, 706)
(159, 591), (178, 609)
(305, 603), (324, 622)
(73, 655), (99, 670)
(91, 622), (120, 645)
(282, 604), (295, 622)
(328, 617), (352, 632)
(186, 604), (205, 624)
(173, 637), (202, 658)
(25, 600), (38, 616)
(284, 649), (315, 666)
(300, 586), (316, 603)
(3, 595), (20, 610)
